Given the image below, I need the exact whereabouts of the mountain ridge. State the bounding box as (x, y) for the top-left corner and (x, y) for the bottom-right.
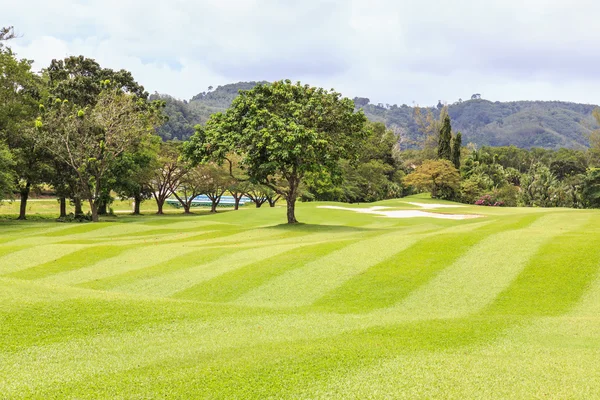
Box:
(150, 82), (599, 149)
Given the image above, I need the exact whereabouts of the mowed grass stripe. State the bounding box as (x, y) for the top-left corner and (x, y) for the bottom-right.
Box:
(6, 245), (134, 280)
(378, 212), (590, 321)
(312, 213), (543, 313)
(111, 243), (308, 297)
(77, 247), (234, 291)
(5, 315), (511, 399)
(0, 244), (89, 275)
(0, 245), (27, 259)
(173, 240), (356, 302)
(234, 224), (478, 308)
(38, 223), (110, 237)
(38, 243), (200, 286)
(486, 216), (600, 316)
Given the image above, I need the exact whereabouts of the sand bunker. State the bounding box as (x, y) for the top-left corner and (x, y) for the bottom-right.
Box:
(404, 202), (464, 210)
(318, 205), (482, 220)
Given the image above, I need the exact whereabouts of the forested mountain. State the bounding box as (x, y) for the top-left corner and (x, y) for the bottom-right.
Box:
(153, 82), (599, 149)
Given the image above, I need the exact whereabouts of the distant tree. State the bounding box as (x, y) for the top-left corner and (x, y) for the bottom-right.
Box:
(471, 94), (481, 100)
(582, 168), (600, 208)
(436, 100), (443, 110)
(451, 131), (462, 169)
(184, 80), (368, 223)
(437, 115), (452, 161)
(171, 164), (206, 214)
(403, 160), (460, 199)
(265, 188), (282, 207)
(196, 163), (232, 213)
(149, 142), (187, 215)
(589, 108), (600, 167)
(245, 185), (269, 208)
(519, 163), (558, 207)
(114, 135), (161, 215)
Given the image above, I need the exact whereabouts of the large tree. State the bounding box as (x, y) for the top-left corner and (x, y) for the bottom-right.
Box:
(0, 43), (48, 218)
(39, 87), (162, 221)
(184, 80), (368, 223)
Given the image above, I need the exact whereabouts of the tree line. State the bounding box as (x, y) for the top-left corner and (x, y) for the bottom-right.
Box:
(2, 25), (600, 225)
(399, 107), (600, 208)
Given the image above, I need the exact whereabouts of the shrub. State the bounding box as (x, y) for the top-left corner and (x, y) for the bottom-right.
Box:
(474, 194), (505, 207)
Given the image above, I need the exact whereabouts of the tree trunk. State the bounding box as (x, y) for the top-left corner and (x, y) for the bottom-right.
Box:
(286, 196), (297, 224)
(74, 197), (83, 216)
(98, 201), (108, 216)
(133, 193), (142, 215)
(59, 197), (67, 218)
(18, 183), (30, 220)
(183, 203), (191, 214)
(234, 197), (241, 210)
(211, 201), (218, 213)
(89, 199), (99, 222)
(255, 201), (263, 208)
(156, 199), (164, 215)
(268, 196), (279, 207)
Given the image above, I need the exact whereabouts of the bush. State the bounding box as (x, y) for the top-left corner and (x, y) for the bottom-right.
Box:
(474, 194), (505, 207)
(57, 212), (93, 223)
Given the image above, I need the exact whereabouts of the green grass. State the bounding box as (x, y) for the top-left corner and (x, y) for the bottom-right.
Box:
(1, 197), (600, 398)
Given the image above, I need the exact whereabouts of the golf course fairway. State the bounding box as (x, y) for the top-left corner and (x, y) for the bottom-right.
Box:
(1, 197), (600, 398)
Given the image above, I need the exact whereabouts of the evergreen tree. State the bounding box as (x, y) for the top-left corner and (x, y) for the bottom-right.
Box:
(451, 131), (462, 169)
(437, 114), (452, 161)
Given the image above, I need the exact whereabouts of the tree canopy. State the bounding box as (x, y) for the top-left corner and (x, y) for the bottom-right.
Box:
(184, 80), (369, 223)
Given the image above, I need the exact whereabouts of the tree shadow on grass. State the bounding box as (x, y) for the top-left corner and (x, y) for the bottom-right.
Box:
(265, 223), (376, 234)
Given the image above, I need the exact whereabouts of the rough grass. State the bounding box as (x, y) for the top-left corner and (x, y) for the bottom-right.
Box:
(1, 198), (600, 398)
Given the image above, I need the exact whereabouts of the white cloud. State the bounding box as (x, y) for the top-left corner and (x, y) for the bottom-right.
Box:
(2, 0), (600, 105)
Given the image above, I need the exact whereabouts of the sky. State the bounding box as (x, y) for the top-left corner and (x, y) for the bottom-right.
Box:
(2, 0), (600, 106)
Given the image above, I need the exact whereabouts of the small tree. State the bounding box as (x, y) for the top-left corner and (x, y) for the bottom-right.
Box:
(114, 135), (160, 215)
(171, 164), (206, 214)
(403, 159), (460, 199)
(184, 80), (368, 224)
(148, 141), (187, 215)
(197, 163), (233, 213)
(437, 115), (452, 161)
(451, 131), (462, 169)
(245, 184), (269, 208)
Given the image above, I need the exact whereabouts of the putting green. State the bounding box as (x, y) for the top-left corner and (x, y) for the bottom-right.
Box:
(1, 198), (599, 398)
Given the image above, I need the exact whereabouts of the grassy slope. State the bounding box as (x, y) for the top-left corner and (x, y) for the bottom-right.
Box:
(1, 198), (600, 398)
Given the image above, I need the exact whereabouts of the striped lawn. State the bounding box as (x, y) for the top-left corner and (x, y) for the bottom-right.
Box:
(1, 198), (600, 398)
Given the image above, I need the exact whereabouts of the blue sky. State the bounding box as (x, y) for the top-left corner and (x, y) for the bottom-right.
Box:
(3, 0), (599, 106)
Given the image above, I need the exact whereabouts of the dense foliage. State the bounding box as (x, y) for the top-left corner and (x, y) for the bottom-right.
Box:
(184, 80), (369, 223)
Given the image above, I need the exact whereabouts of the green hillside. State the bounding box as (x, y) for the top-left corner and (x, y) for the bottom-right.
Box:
(2, 199), (600, 397)
(154, 82), (599, 149)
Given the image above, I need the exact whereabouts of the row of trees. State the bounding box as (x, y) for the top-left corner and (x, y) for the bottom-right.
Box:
(2, 30), (374, 224)
(0, 30), (289, 222)
(4, 24), (600, 225)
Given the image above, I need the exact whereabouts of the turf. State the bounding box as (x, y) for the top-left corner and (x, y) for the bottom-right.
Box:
(1, 198), (600, 398)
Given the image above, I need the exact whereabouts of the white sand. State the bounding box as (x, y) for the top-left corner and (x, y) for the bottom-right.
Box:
(405, 202), (464, 209)
(318, 205), (482, 220)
